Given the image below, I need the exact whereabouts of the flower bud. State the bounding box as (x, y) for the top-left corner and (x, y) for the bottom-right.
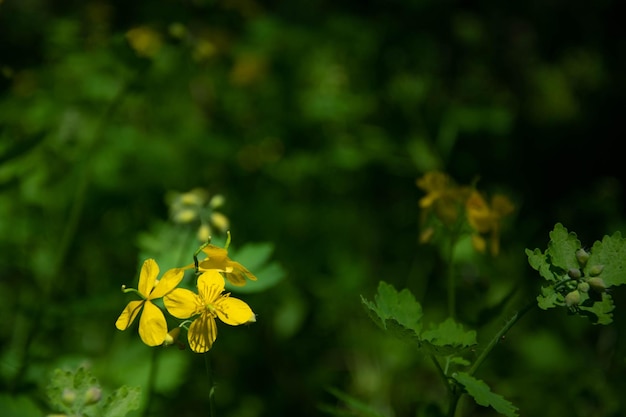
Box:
(565, 290), (581, 307)
(587, 277), (607, 293)
(164, 327), (181, 346)
(61, 388), (76, 406)
(575, 248), (590, 266)
(83, 387), (102, 405)
(577, 282), (590, 293)
(567, 268), (582, 279)
(588, 264), (604, 277)
(209, 194), (225, 208)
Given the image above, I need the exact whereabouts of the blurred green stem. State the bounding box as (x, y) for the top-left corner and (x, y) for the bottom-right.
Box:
(467, 299), (535, 376)
(446, 235), (458, 320)
(143, 348), (160, 417)
(205, 352), (216, 417)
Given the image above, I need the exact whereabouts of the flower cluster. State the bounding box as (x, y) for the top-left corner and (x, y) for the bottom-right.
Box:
(416, 171), (514, 255)
(115, 240), (255, 353)
(167, 188), (230, 242)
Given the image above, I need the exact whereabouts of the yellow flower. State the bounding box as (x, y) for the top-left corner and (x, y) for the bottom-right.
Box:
(115, 259), (184, 346)
(465, 191), (514, 255)
(163, 270), (255, 353)
(126, 26), (163, 58)
(416, 171), (470, 226)
(197, 244), (257, 286)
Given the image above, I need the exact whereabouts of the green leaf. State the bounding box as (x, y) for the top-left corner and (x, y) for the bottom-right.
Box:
(546, 223), (581, 272)
(536, 286), (560, 310)
(420, 318), (477, 355)
(46, 367), (99, 414)
(525, 248), (557, 282)
(101, 385), (142, 417)
(453, 372), (519, 417)
(225, 242), (286, 293)
(578, 292), (615, 325)
(361, 281), (423, 343)
(586, 232), (626, 287)
(362, 283), (476, 355)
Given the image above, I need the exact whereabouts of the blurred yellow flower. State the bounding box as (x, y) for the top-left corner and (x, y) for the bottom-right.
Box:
(126, 26), (162, 58)
(115, 259), (184, 346)
(197, 244), (257, 286)
(416, 171), (469, 226)
(163, 270), (255, 353)
(465, 191), (514, 255)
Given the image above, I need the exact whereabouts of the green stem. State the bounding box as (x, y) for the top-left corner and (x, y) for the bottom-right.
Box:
(143, 348), (160, 417)
(446, 235), (458, 320)
(205, 352), (216, 417)
(468, 299), (535, 376)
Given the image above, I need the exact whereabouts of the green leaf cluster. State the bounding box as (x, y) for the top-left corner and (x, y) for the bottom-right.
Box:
(526, 223), (626, 324)
(46, 367), (140, 417)
(361, 281), (476, 356)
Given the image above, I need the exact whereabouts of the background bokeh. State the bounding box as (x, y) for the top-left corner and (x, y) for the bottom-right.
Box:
(1, 1), (625, 416)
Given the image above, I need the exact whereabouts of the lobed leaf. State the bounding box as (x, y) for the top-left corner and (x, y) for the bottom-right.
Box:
(546, 223), (581, 272)
(586, 232), (626, 287)
(101, 385), (142, 417)
(453, 372), (519, 417)
(420, 318), (477, 355)
(361, 281), (423, 344)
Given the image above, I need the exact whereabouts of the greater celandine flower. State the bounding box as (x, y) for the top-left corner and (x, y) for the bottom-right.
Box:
(197, 244), (257, 286)
(465, 191), (515, 255)
(164, 270), (256, 353)
(115, 259), (184, 346)
(416, 171), (470, 226)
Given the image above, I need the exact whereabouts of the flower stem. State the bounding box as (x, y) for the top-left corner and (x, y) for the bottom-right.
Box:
(446, 235), (458, 320)
(143, 348), (160, 417)
(468, 299), (535, 376)
(205, 352), (216, 417)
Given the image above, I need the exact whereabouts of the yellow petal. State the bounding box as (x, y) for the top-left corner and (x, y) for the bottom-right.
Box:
(199, 245), (230, 270)
(138, 301), (167, 346)
(471, 234), (487, 253)
(163, 288), (202, 319)
(150, 267), (184, 299)
(216, 296), (255, 325)
(197, 270), (226, 302)
(115, 300), (144, 330)
(188, 314), (217, 353)
(138, 259), (159, 297)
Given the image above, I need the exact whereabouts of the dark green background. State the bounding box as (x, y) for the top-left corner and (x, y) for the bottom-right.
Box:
(1, 1), (625, 416)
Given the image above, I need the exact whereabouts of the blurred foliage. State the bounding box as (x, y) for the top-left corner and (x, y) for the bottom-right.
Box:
(1, 0), (625, 416)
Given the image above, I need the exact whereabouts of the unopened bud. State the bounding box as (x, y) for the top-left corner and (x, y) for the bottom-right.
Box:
(210, 212), (229, 232)
(575, 248), (590, 266)
(567, 268), (582, 279)
(588, 264), (604, 277)
(83, 386), (102, 405)
(587, 277), (607, 293)
(209, 194), (225, 208)
(174, 208), (198, 223)
(164, 327), (181, 346)
(577, 282), (590, 293)
(61, 388), (76, 406)
(565, 290), (581, 307)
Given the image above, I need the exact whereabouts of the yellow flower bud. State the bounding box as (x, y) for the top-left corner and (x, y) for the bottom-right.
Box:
(174, 208), (198, 223)
(211, 212), (229, 232)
